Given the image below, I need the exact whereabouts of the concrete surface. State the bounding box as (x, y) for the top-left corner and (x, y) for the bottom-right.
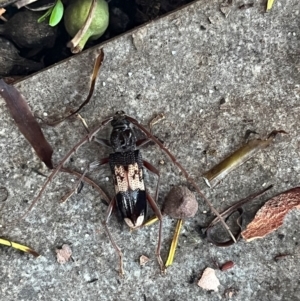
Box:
(1, 0), (300, 300)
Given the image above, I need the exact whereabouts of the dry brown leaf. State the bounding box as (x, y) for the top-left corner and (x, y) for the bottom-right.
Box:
(197, 267), (220, 292)
(56, 244), (73, 264)
(242, 187), (300, 241)
(0, 79), (53, 169)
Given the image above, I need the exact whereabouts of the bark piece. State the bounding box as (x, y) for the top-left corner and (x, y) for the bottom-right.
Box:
(242, 187), (300, 241)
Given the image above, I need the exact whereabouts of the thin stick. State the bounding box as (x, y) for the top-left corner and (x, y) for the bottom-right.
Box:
(165, 219), (183, 267)
(0, 238), (39, 257)
(67, 0), (97, 53)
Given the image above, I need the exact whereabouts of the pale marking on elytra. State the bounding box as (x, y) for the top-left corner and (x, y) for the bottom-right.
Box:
(124, 215), (145, 228)
(114, 163), (145, 193)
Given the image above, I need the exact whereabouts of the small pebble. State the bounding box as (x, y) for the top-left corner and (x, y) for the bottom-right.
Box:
(56, 244), (72, 264)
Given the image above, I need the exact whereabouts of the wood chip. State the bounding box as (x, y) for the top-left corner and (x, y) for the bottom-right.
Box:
(242, 187), (300, 241)
(0, 8), (7, 22)
(197, 267), (220, 292)
(56, 244), (73, 264)
(139, 255), (150, 266)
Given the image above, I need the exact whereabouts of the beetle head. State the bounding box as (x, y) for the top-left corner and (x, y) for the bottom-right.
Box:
(110, 113), (137, 152)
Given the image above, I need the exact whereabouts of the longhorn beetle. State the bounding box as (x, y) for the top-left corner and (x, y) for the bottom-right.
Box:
(20, 111), (234, 275)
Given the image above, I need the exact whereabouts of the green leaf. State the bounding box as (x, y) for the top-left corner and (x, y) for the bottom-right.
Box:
(49, 0), (64, 27)
(37, 8), (52, 23)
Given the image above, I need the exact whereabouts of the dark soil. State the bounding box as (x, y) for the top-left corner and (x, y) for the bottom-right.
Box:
(0, 0), (194, 79)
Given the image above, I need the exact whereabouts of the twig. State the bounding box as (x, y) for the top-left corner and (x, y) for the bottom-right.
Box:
(67, 0), (97, 53)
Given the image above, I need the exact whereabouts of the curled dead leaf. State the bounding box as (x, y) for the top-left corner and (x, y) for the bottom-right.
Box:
(0, 79), (53, 169)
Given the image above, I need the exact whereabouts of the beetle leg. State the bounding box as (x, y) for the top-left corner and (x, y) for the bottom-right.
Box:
(136, 138), (151, 147)
(60, 158), (110, 203)
(137, 137), (164, 148)
(60, 167), (110, 204)
(102, 197), (124, 276)
(93, 138), (111, 148)
(143, 160), (160, 203)
(13, 117), (114, 223)
(76, 113), (111, 148)
(143, 160), (165, 273)
(146, 192), (165, 274)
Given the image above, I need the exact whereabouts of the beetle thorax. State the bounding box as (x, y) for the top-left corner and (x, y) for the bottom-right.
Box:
(110, 122), (137, 153)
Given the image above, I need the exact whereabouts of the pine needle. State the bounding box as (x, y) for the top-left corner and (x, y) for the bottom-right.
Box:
(0, 238), (39, 257)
